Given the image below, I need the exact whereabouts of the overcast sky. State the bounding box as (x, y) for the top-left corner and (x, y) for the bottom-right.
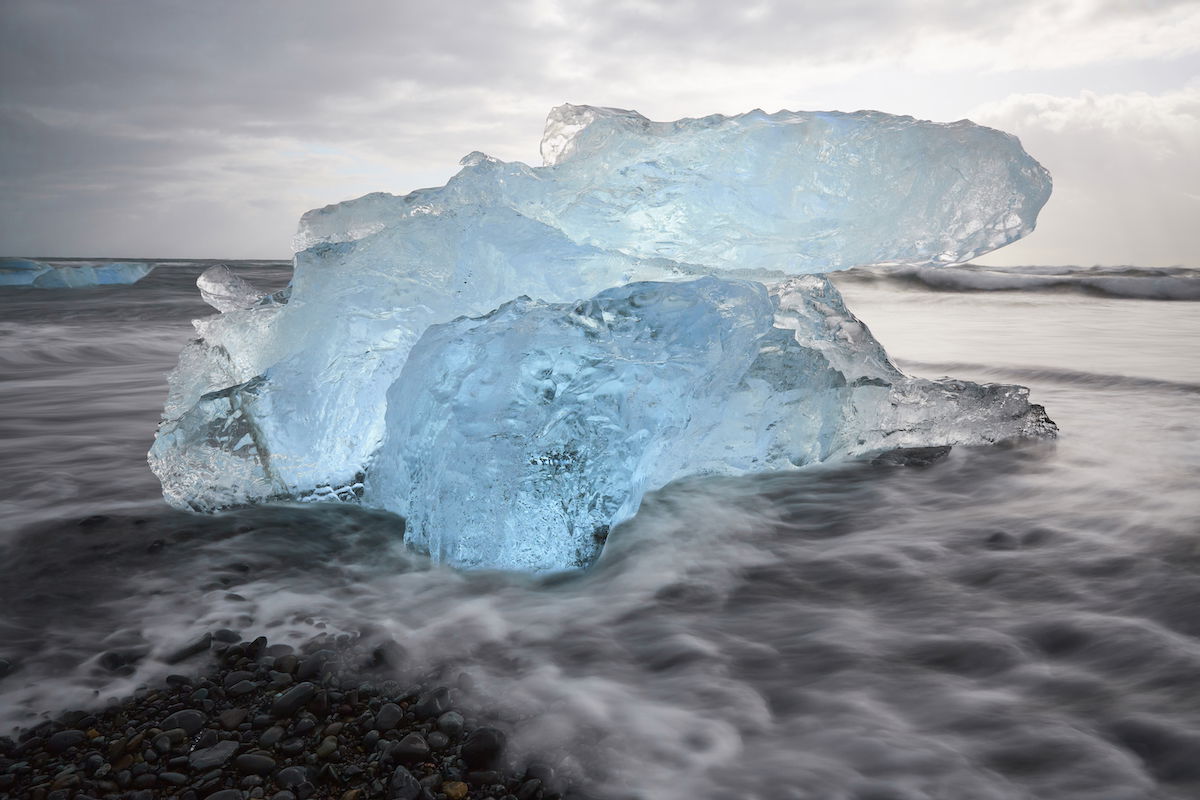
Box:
(1, 0), (1197, 265)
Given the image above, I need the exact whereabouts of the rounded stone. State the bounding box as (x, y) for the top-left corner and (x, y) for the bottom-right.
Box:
(315, 736), (338, 759)
(392, 733), (429, 763)
(274, 765), (309, 789)
(373, 702), (403, 731)
(46, 730), (87, 754)
(412, 688), (450, 720)
(160, 709), (206, 736)
(460, 727), (506, 769)
(436, 711), (465, 738)
(235, 753), (277, 775)
(388, 765), (421, 800)
(189, 739), (239, 770)
(270, 682), (316, 718)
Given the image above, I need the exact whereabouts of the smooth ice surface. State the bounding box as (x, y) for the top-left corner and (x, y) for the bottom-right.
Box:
(0, 258), (156, 288)
(366, 276), (1054, 571)
(151, 104), (1054, 562)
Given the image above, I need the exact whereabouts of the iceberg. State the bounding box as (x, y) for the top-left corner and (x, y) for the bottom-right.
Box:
(150, 104), (1054, 570)
(0, 258), (156, 288)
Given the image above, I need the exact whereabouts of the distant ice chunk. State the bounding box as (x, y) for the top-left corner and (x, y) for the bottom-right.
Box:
(150, 104), (1054, 550)
(366, 276), (1054, 572)
(0, 258), (156, 288)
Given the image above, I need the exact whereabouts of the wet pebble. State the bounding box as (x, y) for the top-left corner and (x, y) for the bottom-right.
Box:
(437, 711), (465, 738)
(190, 740), (239, 770)
(271, 682), (316, 718)
(388, 765), (422, 800)
(166, 632), (212, 665)
(461, 727), (507, 769)
(160, 708), (206, 736)
(392, 732), (430, 763)
(235, 752), (277, 775)
(374, 701), (403, 731)
(219, 707), (249, 730)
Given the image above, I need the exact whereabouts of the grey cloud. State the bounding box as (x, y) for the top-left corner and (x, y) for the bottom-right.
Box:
(1, 0), (1197, 257)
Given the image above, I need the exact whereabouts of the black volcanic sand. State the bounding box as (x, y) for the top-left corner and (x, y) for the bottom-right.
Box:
(0, 632), (560, 800)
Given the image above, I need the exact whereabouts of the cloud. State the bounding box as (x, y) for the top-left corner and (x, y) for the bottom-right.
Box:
(970, 88), (1200, 266)
(0, 0), (1197, 258)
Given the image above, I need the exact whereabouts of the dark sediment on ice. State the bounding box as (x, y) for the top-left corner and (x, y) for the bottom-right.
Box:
(0, 633), (561, 800)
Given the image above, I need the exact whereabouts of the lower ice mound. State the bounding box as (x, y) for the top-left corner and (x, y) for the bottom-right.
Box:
(367, 276), (1053, 571)
(150, 104), (1056, 571)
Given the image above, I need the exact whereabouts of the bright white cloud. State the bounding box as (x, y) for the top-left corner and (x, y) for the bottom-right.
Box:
(971, 88), (1200, 266)
(903, 0), (1200, 73)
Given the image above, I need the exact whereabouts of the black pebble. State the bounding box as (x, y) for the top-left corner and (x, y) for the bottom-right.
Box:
(260, 725), (285, 748)
(46, 729), (86, 754)
(437, 711), (465, 737)
(224, 670), (256, 688)
(412, 687), (451, 719)
(461, 726), (507, 769)
(270, 681), (316, 718)
(189, 740), (239, 770)
(219, 708), (249, 730)
(274, 765), (309, 788)
(388, 765), (422, 800)
(296, 649), (336, 680)
(375, 701), (403, 730)
(393, 732), (430, 762)
(166, 633), (213, 665)
(160, 708), (207, 736)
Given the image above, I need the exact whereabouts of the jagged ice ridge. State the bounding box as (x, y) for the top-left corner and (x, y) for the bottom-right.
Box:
(149, 104), (1054, 571)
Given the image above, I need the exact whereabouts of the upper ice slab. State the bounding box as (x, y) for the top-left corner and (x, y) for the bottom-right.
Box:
(296, 104), (1051, 274)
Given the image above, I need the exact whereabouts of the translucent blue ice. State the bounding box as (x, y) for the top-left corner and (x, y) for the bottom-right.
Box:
(366, 276), (1054, 571)
(150, 105), (1054, 569)
(0, 258), (156, 288)
(297, 105), (1051, 272)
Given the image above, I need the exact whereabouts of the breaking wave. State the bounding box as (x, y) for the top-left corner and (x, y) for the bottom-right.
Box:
(838, 264), (1200, 301)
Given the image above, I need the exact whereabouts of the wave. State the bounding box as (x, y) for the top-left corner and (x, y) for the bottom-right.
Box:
(837, 264), (1200, 300)
(895, 358), (1200, 395)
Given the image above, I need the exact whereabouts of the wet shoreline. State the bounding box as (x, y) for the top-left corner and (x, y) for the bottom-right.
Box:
(1, 628), (562, 800)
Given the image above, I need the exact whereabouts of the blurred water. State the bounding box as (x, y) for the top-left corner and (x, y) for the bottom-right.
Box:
(1, 264), (1198, 799)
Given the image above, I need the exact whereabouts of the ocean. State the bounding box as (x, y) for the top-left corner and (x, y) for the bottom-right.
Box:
(1, 260), (1198, 799)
